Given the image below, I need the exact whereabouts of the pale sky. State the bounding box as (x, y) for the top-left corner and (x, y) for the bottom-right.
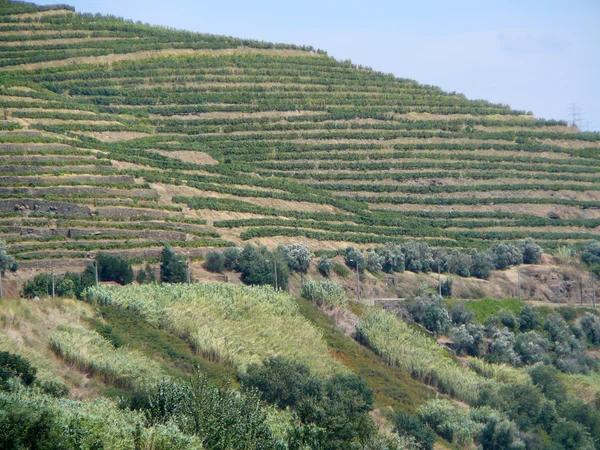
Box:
(32, 0), (600, 131)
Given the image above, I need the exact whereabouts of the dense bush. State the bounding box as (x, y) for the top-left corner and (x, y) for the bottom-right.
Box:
(518, 238), (543, 264)
(317, 257), (332, 277)
(344, 246), (365, 272)
(0, 351), (37, 390)
(301, 280), (346, 308)
(514, 332), (550, 365)
(519, 306), (540, 332)
(222, 247), (242, 270)
(280, 244), (313, 281)
(450, 304), (474, 326)
(237, 244), (289, 289)
(377, 243), (405, 273)
(21, 273), (51, 298)
(204, 250), (225, 273)
(0, 239), (17, 276)
(95, 252), (134, 285)
(394, 411), (435, 450)
(407, 289), (451, 336)
(470, 249), (495, 280)
(241, 357), (377, 449)
(580, 312), (600, 344)
(490, 243), (523, 270)
(486, 330), (520, 366)
(124, 373), (280, 449)
(160, 245), (187, 283)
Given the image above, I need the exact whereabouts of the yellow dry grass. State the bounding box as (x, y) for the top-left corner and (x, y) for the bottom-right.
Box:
(154, 150), (219, 165)
(83, 131), (150, 142)
(2, 47), (319, 71)
(0, 297), (100, 399)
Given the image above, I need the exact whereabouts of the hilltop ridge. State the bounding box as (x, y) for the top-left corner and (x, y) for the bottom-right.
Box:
(0, 0), (599, 275)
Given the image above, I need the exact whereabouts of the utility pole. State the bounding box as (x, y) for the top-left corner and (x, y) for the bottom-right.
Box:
(356, 264), (360, 302)
(593, 273), (597, 309)
(517, 264), (521, 301)
(51, 261), (55, 300)
(274, 261), (278, 291)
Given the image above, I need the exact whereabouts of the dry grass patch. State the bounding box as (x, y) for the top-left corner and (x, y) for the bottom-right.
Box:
(1, 37), (124, 47)
(154, 150), (219, 165)
(2, 47), (318, 71)
(10, 9), (73, 20)
(84, 131), (149, 142)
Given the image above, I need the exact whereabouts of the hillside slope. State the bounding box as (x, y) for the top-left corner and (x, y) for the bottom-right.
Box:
(1, 0), (600, 274)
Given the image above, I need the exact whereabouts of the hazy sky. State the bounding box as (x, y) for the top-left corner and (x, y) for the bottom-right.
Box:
(33, 0), (600, 130)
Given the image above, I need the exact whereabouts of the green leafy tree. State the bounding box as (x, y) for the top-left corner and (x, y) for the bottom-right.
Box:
(0, 240), (17, 277)
(281, 244), (314, 282)
(204, 250), (225, 273)
(237, 244), (289, 289)
(344, 246), (365, 272)
(519, 306), (540, 332)
(95, 253), (134, 285)
(394, 411), (435, 450)
(408, 289), (451, 336)
(160, 245), (187, 283)
(479, 416), (526, 450)
(470, 250), (495, 279)
(21, 274), (50, 299)
(0, 351), (37, 390)
(518, 238), (543, 264)
(378, 243), (405, 273)
(490, 243), (523, 270)
(317, 257), (332, 277)
(515, 332), (550, 365)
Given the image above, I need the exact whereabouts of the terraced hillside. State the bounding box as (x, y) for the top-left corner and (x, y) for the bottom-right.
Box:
(1, 0), (600, 271)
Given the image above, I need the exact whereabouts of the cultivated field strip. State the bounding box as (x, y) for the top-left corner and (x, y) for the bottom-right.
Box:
(0, 2), (599, 264)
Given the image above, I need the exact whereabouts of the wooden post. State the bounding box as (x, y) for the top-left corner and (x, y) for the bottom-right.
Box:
(517, 265), (521, 301)
(187, 261), (191, 285)
(274, 261), (278, 291)
(51, 261), (55, 300)
(438, 265), (442, 296)
(593, 273), (597, 309)
(356, 265), (360, 302)
(0, 273), (3, 299)
(94, 260), (98, 289)
(580, 275), (584, 306)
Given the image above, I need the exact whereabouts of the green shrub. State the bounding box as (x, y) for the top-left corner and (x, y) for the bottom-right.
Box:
(0, 351), (37, 390)
(518, 238), (543, 264)
(332, 263), (350, 278)
(96, 252), (134, 285)
(204, 250), (225, 273)
(408, 289), (451, 336)
(241, 357), (376, 449)
(301, 280), (346, 308)
(237, 244), (289, 289)
(21, 273), (50, 299)
(394, 411), (435, 450)
(417, 400), (482, 447)
(160, 245), (187, 283)
(317, 257), (332, 277)
(344, 246), (365, 272)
